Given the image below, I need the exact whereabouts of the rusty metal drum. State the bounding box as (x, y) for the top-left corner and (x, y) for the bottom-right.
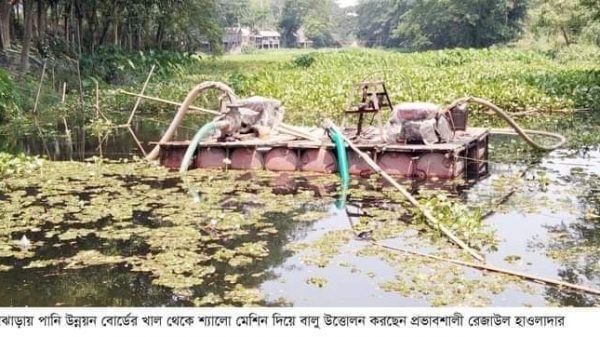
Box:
(195, 148), (226, 169)
(230, 148), (264, 170)
(415, 153), (462, 179)
(377, 152), (415, 176)
(160, 147), (188, 170)
(348, 151), (373, 175)
(264, 148), (298, 171)
(300, 148), (337, 173)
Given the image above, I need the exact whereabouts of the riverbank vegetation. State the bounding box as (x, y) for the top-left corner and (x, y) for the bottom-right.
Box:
(1, 45), (599, 151)
(0, 0), (599, 150)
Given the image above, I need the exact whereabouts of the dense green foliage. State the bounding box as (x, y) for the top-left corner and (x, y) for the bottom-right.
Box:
(0, 69), (18, 123)
(356, 0), (600, 50)
(192, 48), (599, 118)
(356, 0), (405, 47)
(0, 0), (222, 74)
(132, 47), (598, 148)
(277, 0), (351, 47)
(0, 152), (41, 179)
(394, 0), (528, 50)
(79, 48), (202, 84)
(357, 0), (528, 50)
(531, 0), (600, 46)
(2, 47), (599, 150)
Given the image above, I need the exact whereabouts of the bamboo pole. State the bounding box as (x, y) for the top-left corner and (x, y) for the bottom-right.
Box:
(32, 117), (51, 158)
(61, 83), (71, 136)
(126, 65), (156, 126)
(95, 79), (100, 119)
(61, 82), (67, 103)
(370, 241), (600, 296)
(32, 60), (47, 114)
(119, 89), (219, 116)
(92, 79), (109, 121)
(127, 126), (147, 157)
(323, 119), (485, 262)
(76, 58), (84, 115)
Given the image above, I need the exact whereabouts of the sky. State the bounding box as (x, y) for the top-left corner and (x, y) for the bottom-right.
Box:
(336, 0), (358, 8)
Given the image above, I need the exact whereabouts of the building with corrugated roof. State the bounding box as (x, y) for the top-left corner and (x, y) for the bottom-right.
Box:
(223, 27), (281, 52)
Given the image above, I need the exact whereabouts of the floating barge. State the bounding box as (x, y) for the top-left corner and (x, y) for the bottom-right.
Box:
(156, 126), (489, 180)
(146, 80), (492, 180)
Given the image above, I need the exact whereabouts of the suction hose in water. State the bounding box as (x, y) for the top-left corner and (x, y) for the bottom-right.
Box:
(446, 97), (567, 151)
(327, 127), (350, 210)
(328, 127), (350, 188)
(179, 121), (218, 174)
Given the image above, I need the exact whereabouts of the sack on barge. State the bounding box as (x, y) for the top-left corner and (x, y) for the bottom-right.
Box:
(385, 102), (453, 145)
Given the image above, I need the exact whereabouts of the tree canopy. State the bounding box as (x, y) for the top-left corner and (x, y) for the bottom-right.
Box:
(357, 0), (529, 50)
(0, 0), (222, 71)
(355, 0), (600, 49)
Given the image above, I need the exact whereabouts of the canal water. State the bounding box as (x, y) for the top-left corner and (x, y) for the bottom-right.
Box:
(0, 120), (598, 307)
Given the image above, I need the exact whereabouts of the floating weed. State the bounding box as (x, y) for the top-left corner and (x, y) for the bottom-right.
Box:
(142, 226), (203, 250)
(0, 159), (344, 304)
(292, 211), (330, 222)
(58, 228), (95, 241)
(94, 225), (147, 241)
(228, 255), (254, 267)
(0, 153), (43, 180)
(301, 255), (330, 268)
(2, 150), (595, 306)
(357, 244), (529, 306)
(128, 250), (215, 290)
(223, 284), (263, 306)
(224, 274), (241, 284)
(193, 293), (223, 306)
(234, 242), (269, 258)
(24, 259), (61, 269)
(306, 277), (328, 288)
(338, 261), (352, 268)
(63, 250), (125, 270)
(285, 242), (310, 253)
(290, 230), (353, 268)
(504, 255), (522, 264)
(417, 193), (497, 251)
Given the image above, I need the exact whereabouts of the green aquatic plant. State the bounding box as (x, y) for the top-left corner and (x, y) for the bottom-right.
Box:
(64, 250), (126, 269)
(0, 153), (42, 180)
(288, 230), (353, 268)
(306, 277), (328, 288)
(7, 47), (600, 155)
(222, 284), (263, 306)
(0, 160), (346, 305)
(417, 193), (497, 251)
(193, 292), (223, 306)
(358, 244), (530, 307)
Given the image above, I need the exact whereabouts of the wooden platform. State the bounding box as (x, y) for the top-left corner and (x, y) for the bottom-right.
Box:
(155, 127), (490, 180)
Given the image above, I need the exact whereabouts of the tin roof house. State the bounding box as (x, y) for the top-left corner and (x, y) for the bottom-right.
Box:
(223, 27), (252, 53)
(253, 30), (281, 49)
(223, 27), (281, 53)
